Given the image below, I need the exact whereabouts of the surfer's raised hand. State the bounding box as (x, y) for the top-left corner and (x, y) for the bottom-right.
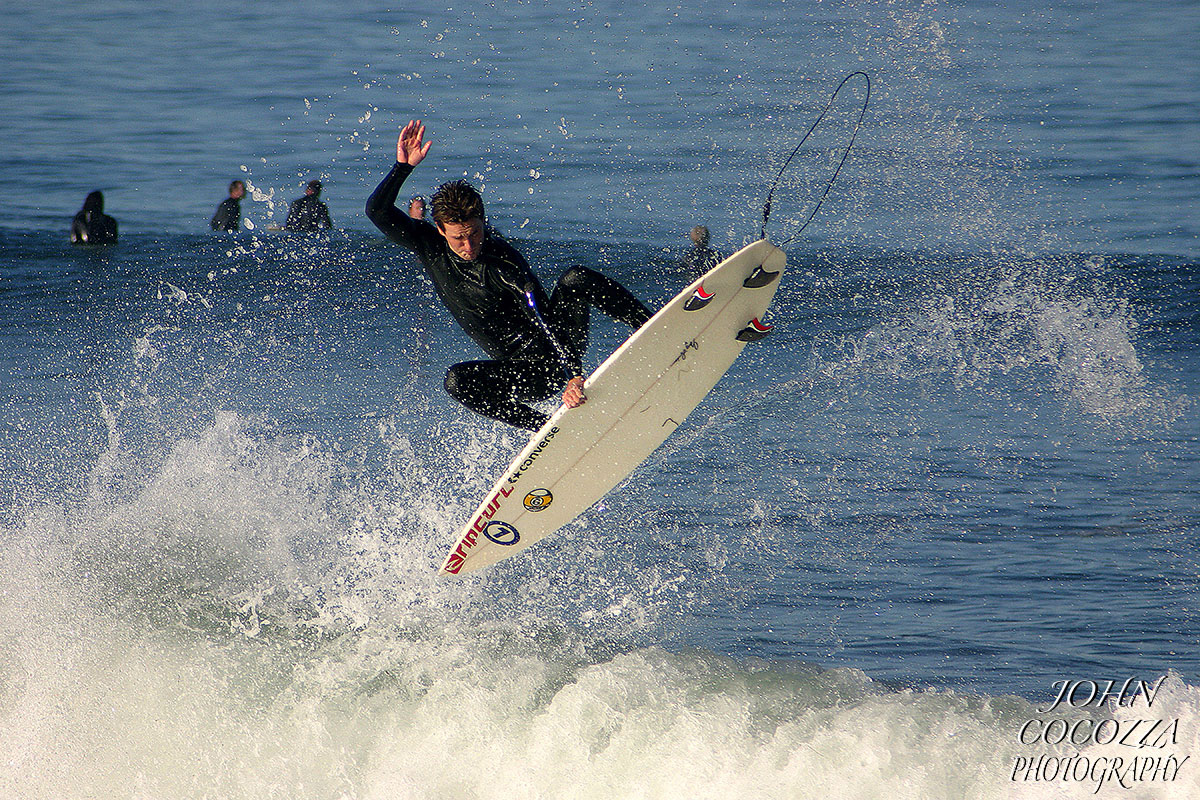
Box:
(562, 376), (587, 408)
(397, 120), (432, 167)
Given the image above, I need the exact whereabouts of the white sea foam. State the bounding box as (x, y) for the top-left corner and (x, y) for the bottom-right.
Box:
(2, 409), (1196, 798)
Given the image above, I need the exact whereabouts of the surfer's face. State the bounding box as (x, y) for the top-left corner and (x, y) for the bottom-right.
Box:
(438, 218), (485, 261)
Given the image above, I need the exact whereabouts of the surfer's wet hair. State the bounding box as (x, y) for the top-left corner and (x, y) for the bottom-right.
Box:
(432, 180), (485, 227)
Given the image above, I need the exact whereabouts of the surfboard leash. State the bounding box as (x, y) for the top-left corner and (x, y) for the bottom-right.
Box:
(761, 71), (871, 245)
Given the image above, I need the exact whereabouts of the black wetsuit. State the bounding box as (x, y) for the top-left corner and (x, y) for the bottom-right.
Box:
(366, 161), (652, 430)
(71, 191), (117, 245)
(210, 197), (241, 232)
(284, 194), (332, 231)
(681, 243), (722, 276)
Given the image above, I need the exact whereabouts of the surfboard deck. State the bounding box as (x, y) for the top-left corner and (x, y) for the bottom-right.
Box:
(439, 238), (787, 575)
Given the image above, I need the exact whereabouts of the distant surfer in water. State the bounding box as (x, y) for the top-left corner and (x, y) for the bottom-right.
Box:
(366, 119), (652, 431)
(210, 180), (245, 232)
(408, 195), (428, 220)
(284, 180), (333, 232)
(680, 225), (722, 277)
(70, 190), (118, 245)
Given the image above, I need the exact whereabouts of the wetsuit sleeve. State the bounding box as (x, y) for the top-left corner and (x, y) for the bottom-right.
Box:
(366, 162), (427, 249)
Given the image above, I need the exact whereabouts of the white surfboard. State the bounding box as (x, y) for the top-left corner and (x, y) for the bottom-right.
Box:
(439, 238), (787, 575)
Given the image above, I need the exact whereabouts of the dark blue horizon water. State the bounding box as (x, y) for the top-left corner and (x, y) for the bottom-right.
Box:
(2, 2), (1199, 798)
(4, 1), (1198, 256)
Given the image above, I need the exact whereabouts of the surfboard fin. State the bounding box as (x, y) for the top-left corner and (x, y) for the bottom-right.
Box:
(743, 266), (780, 289)
(736, 318), (773, 342)
(683, 285), (714, 311)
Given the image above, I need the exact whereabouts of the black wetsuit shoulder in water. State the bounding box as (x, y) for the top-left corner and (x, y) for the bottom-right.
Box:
(210, 197), (241, 232)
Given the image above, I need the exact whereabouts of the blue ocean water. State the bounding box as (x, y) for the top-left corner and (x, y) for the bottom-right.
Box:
(2, 1), (1198, 797)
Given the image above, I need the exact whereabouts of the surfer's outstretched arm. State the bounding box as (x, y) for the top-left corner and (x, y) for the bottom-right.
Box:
(366, 120), (439, 252)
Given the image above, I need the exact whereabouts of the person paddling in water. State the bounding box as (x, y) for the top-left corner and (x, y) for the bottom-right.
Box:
(366, 120), (652, 431)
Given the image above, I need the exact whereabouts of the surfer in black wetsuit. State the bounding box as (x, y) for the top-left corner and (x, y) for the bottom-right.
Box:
(408, 195), (427, 220)
(366, 119), (652, 431)
(71, 190), (118, 245)
(680, 225), (722, 277)
(210, 180), (245, 232)
(284, 180), (333, 231)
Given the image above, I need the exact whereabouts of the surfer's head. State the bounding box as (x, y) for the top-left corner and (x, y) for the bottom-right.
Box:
(690, 225), (709, 246)
(81, 191), (105, 214)
(433, 180), (486, 261)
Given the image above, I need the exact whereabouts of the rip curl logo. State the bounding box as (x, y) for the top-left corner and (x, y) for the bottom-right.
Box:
(483, 520), (520, 546)
(523, 488), (553, 512)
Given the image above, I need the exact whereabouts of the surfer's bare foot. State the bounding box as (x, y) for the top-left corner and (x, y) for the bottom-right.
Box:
(562, 376), (587, 408)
